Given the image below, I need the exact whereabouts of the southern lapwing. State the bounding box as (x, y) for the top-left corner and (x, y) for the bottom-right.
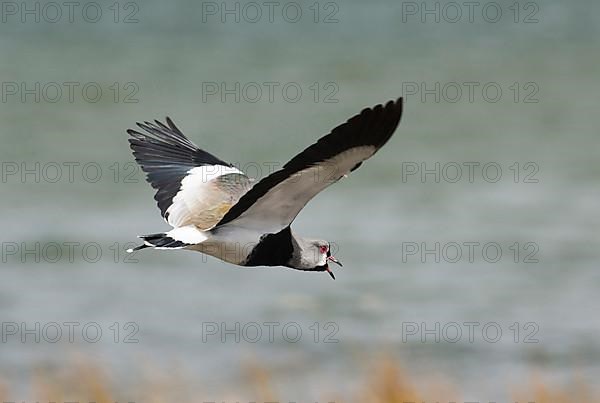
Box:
(126, 98), (403, 279)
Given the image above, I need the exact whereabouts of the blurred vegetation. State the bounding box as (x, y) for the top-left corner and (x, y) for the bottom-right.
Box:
(0, 357), (594, 403)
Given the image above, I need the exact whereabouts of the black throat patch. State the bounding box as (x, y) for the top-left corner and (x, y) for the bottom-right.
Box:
(244, 227), (294, 267)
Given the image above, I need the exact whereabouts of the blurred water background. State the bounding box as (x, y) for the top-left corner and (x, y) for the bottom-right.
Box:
(0, 0), (599, 400)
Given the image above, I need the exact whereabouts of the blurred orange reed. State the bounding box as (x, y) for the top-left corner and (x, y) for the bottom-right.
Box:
(0, 357), (595, 403)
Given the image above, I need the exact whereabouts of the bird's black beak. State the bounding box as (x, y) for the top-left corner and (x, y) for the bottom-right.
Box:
(324, 250), (341, 279)
(327, 255), (343, 267)
(325, 264), (336, 280)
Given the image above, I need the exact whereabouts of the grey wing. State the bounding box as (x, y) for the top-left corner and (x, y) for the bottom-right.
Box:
(214, 98), (403, 233)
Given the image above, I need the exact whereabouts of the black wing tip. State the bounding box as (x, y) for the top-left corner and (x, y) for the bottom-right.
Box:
(387, 97), (403, 106)
(136, 121), (156, 132)
(390, 96), (403, 117)
(376, 97), (403, 117)
(126, 117), (176, 135)
(355, 96), (402, 121)
(127, 117), (186, 141)
(364, 96), (402, 111)
(352, 96), (403, 149)
(373, 97), (403, 122)
(166, 116), (184, 134)
(376, 96), (403, 141)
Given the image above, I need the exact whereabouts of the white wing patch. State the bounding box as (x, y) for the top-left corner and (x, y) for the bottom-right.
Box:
(166, 165), (251, 229)
(166, 225), (209, 244)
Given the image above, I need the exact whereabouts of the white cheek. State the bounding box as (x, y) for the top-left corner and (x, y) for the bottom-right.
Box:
(318, 253), (328, 266)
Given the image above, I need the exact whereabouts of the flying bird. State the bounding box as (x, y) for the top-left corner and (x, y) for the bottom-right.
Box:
(126, 98), (403, 279)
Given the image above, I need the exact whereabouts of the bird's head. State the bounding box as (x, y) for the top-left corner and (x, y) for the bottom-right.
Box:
(293, 239), (342, 279)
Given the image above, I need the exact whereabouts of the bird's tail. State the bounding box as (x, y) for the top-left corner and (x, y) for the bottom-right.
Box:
(127, 226), (208, 253)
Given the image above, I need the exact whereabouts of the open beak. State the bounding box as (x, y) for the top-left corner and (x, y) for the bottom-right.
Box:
(324, 250), (341, 279)
(325, 265), (335, 280)
(327, 255), (343, 267)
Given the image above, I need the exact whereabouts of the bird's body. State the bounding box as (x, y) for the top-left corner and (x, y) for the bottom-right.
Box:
(127, 98), (403, 279)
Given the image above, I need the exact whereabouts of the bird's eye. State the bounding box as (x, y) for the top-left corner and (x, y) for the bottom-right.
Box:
(319, 245), (328, 254)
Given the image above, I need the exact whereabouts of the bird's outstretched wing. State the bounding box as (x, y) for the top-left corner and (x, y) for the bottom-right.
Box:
(214, 98), (403, 233)
(127, 118), (251, 230)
